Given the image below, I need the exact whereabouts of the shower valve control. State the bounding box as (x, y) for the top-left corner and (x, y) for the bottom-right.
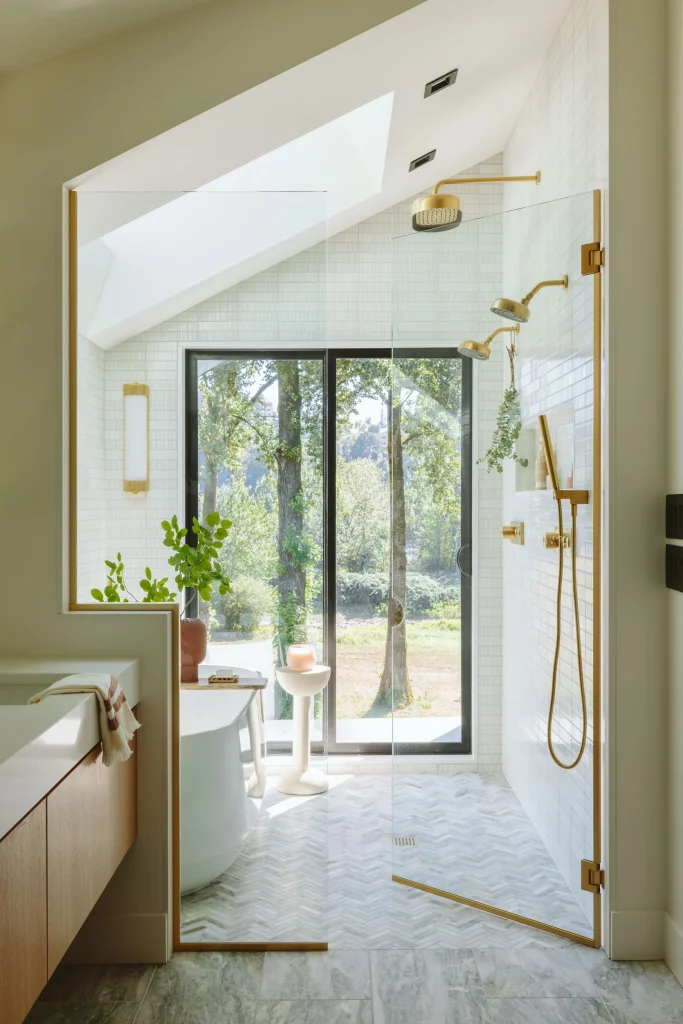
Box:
(501, 523), (524, 545)
(544, 531), (571, 549)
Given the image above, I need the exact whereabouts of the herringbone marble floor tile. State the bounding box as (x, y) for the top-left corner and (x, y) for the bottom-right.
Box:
(180, 773), (590, 948)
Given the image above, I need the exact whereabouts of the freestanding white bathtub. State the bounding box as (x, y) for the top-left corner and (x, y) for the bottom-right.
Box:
(180, 673), (263, 894)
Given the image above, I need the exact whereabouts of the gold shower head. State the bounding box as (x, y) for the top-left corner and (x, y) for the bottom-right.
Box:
(458, 324), (520, 361)
(491, 276), (568, 323)
(412, 193), (462, 232)
(412, 172), (541, 233)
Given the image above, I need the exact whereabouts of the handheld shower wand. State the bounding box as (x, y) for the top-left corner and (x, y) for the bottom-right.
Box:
(538, 414), (589, 770)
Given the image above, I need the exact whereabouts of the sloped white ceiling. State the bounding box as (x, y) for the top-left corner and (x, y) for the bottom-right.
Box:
(76, 0), (572, 348)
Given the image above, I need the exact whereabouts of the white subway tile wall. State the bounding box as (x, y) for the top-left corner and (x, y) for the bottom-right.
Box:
(76, 0), (604, 932)
(77, 335), (107, 599)
(500, 0), (604, 929)
(76, 156), (505, 773)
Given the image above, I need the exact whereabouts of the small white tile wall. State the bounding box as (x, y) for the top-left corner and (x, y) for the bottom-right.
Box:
(77, 156), (506, 772)
(77, 335), (107, 599)
(101, 340), (180, 596)
(500, 0), (606, 928)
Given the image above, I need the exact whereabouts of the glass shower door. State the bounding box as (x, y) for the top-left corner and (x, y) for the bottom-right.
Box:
(390, 191), (601, 946)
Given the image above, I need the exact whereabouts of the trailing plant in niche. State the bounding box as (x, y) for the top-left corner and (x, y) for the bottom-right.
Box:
(477, 340), (529, 475)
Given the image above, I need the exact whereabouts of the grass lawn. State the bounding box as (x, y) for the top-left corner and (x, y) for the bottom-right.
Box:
(335, 617), (461, 720)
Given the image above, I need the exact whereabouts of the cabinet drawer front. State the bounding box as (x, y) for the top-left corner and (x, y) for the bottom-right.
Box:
(0, 803), (47, 1024)
(47, 743), (136, 975)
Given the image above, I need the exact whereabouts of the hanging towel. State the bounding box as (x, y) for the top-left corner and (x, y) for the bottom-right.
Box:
(29, 673), (140, 767)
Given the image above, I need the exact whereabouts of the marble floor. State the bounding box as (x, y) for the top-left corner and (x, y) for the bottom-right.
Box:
(181, 772), (591, 945)
(29, 946), (683, 1024)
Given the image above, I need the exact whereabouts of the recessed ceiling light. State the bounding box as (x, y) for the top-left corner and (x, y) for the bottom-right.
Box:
(409, 149), (436, 172)
(424, 68), (458, 98)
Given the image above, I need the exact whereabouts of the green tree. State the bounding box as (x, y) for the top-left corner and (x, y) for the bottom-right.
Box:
(334, 357), (461, 709)
(215, 469), (277, 582)
(336, 458), (390, 574)
(198, 360), (275, 522)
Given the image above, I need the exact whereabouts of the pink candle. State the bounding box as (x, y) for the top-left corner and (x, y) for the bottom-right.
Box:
(286, 644), (316, 671)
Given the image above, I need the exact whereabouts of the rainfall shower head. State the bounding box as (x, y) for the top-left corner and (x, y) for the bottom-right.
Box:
(411, 172), (541, 233)
(458, 324), (520, 361)
(491, 276), (568, 323)
(412, 193), (463, 233)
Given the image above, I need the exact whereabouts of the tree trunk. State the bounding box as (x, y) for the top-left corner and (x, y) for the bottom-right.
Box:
(376, 395), (413, 708)
(275, 360), (306, 669)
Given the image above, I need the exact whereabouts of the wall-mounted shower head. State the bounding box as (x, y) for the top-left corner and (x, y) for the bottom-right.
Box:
(412, 193), (462, 232)
(458, 324), (520, 361)
(491, 275), (568, 323)
(412, 172), (541, 233)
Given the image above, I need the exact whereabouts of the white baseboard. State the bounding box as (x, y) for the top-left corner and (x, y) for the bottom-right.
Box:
(64, 913), (170, 965)
(610, 910), (665, 959)
(666, 914), (683, 984)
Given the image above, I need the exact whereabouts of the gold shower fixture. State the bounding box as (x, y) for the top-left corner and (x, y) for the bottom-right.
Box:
(412, 171), (541, 232)
(538, 414), (589, 771)
(491, 276), (568, 323)
(458, 324), (520, 361)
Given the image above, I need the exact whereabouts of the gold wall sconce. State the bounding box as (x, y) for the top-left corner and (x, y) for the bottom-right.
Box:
(501, 522), (524, 545)
(123, 383), (149, 493)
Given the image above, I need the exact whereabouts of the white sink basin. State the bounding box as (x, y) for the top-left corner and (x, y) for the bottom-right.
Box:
(275, 666), (330, 698)
(0, 658), (138, 840)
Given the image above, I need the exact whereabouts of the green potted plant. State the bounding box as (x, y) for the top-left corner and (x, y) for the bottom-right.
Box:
(92, 512), (232, 682)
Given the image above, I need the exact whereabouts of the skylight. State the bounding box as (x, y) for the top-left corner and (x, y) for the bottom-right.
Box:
(78, 93), (394, 348)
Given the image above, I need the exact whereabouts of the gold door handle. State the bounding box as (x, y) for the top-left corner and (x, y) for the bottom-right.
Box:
(501, 522), (524, 545)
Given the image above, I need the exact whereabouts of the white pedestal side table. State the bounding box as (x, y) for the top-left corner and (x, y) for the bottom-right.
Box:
(275, 665), (330, 795)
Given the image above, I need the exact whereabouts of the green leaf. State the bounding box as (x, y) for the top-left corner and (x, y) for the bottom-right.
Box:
(140, 579), (151, 591)
(91, 589), (104, 602)
(206, 511), (220, 527)
(105, 560), (116, 570)
(145, 566), (152, 580)
(161, 520), (171, 531)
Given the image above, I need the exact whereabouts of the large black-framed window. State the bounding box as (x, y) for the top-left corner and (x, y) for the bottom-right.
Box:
(185, 347), (472, 756)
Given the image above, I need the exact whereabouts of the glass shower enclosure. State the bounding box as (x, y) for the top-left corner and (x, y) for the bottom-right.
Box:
(389, 190), (602, 947)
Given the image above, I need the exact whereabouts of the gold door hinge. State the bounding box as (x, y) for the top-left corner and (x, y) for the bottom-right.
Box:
(581, 241), (605, 275)
(581, 859), (605, 894)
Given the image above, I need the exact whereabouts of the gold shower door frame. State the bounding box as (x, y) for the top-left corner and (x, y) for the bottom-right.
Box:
(68, 190), (603, 952)
(391, 190), (604, 950)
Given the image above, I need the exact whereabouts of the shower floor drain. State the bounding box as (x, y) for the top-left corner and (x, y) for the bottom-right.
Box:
(394, 836), (418, 847)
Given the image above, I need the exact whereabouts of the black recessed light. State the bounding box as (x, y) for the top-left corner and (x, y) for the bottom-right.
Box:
(409, 149), (436, 172)
(424, 68), (458, 98)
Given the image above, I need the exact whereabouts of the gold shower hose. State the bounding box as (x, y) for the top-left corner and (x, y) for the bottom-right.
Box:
(548, 495), (588, 770)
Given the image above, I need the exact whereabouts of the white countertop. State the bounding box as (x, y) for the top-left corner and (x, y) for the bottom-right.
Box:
(0, 658), (139, 840)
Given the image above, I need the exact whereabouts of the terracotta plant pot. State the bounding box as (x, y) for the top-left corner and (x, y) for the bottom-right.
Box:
(181, 618), (207, 683)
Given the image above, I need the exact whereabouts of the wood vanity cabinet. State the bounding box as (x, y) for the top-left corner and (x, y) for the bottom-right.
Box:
(47, 742), (137, 975)
(0, 738), (136, 1024)
(0, 803), (48, 1024)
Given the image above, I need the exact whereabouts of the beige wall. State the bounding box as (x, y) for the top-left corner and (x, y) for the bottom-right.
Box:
(607, 0), (669, 961)
(668, 0), (683, 984)
(0, 0), (423, 964)
(0, 0), (677, 967)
